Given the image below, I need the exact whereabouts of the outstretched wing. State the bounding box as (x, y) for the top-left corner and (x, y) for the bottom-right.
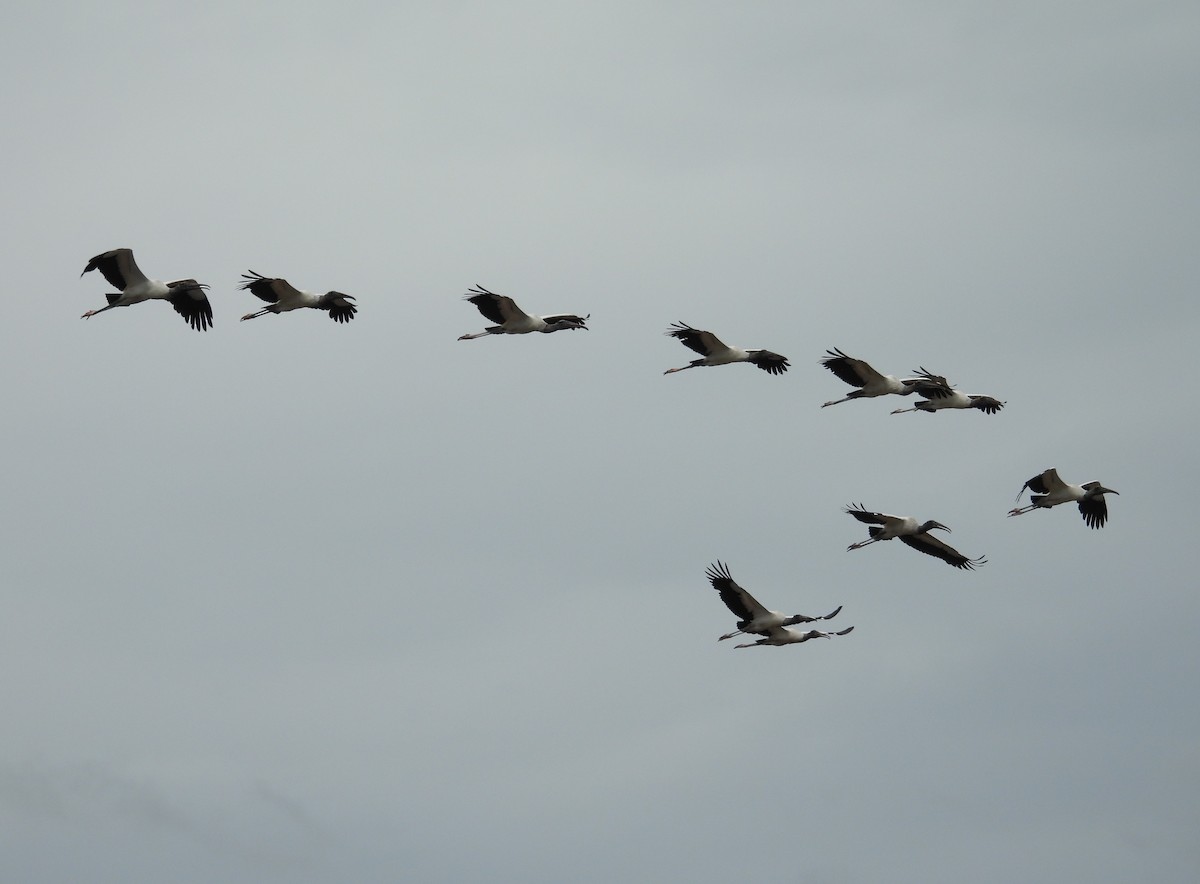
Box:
(166, 280), (213, 331)
(821, 348), (884, 388)
(667, 323), (727, 357)
(1077, 494), (1109, 529)
(705, 561), (768, 620)
(908, 374), (954, 399)
(82, 248), (145, 291)
(899, 533), (986, 570)
(843, 504), (892, 526)
(749, 350), (790, 375)
(321, 292), (357, 323)
(1025, 468), (1064, 496)
(239, 270), (302, 304)
(466, 285), (528, 325)
(969, 396), (1004, 414)
(541, 313), (587, 327)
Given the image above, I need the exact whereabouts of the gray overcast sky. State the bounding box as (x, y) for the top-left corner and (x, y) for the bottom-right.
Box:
(2, 1), (1198, 881)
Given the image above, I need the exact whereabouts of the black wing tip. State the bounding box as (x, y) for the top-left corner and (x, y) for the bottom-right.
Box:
(1079, 501), (1109, 529)
(184, 312), (213, 331)
(328, 296), (358, 323)
(755, 352), (790, 374)
(956, 555), (988, 570)
(237, 270), (270, 290)
(704, 560), (733, 584)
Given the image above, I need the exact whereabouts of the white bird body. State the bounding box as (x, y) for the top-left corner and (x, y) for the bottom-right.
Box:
(1008, 468), (1118, 528)
(844, 504), (986, 570)
(820, 348), (945, 407)
(664, 323), (789, 375)
(891, 389), (1005, 414)
(706, 562), (842, 642)
(734, 624), (855, 649)
(238, 271), (358, 323)
(81, 248), (212, 331)
(457, 285), (588, 340)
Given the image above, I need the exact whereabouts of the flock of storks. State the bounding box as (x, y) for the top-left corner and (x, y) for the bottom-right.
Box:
(80, 247), (1119, 650)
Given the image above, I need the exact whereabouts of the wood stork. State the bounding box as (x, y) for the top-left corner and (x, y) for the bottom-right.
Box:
(891, 390), (1005, 415)
(80, 248), (212, 331)
(844, 504), (987, 570)
(663, 323), (789, 375)
(238, 271), (358, 323)
(706, 561), (843, 642)
(457, 285), (589, 340)
(735, 625), (855, 649)
(820, 348), (947, 407)
(1008, 468), (1118, 528)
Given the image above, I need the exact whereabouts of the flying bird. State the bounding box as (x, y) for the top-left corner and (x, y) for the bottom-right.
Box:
(663, 323), (789, 375)
(1007, 468), (1118, 529)
(820, 348), (947, 407)
(891, 389), (1005, 414)
(238, 271), (358, 323)
(80, 248), (212, 331)
(844, 504), (987, 570)
(734, 625), (856, 649)
(706, 561), (843, 643)
(457, 285), (589, 340)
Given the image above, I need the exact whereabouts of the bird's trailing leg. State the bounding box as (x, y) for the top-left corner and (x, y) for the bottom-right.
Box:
(240, 308), (272, 321)
(847, 538), (881, 551)
(1007, 505), (1036, 518)
(458, 331), (490, 341)
(890, 406), (918, 414)
(821, 396), (852, 408)
(81, 304), (116, 320)
(663, 364), (695, 375)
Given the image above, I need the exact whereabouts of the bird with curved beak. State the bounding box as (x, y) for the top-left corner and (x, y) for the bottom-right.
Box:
(844, 504), (987, 570)
(1008, 469), (1119, 529)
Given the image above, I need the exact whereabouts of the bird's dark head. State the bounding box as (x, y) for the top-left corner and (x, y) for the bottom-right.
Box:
(923, 520), (951, 534)
(327, 291), (355, 301)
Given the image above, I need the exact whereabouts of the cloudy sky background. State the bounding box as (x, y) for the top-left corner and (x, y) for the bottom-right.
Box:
(2, 1), (1197, 881)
